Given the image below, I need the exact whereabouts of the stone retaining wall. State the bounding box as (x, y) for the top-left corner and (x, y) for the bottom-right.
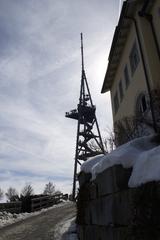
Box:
(77, 165), (160, 240)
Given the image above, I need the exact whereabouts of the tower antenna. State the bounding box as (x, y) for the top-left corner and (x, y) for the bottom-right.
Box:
(81, 33), (84, 72)
(65, 33), (105, 200)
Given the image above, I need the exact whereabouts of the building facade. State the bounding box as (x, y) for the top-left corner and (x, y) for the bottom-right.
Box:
(101, 0), (160, 130)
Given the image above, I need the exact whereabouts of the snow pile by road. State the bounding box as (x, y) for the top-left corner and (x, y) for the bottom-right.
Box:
(81, 135), (160, 187)
(54, 216), (78, 240)
(0, 201), (69, 228)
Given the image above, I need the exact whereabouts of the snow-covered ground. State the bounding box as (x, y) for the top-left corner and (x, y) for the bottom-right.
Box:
(0, 201), (70, 228)
(81, 134), (160, 187)
(0, 201), (78, 239)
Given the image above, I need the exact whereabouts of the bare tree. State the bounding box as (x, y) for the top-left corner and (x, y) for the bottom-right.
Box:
(21, 184), (34, 197)
(135, 89), (160, 132)
(87, 140), (105, 153)
(88, 128), (115, 153)
(5, 187), (19, 202)
(114, 116), (152, 146)
(0, 188), (3, 200)
(54, 189), (62, 195)
(113, 89), (160, 147)
(104, 128), (115, 152)
(43, 182), (55, 196)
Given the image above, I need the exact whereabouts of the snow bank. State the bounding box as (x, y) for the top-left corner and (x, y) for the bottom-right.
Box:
(81, 135), (160, 187)
(54, 217), (78, 240)
(129, 146), (160, 187)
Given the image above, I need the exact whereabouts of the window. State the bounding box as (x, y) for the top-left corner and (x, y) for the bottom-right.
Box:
(114, 92), (119, 114)
(119, 80), (123, 102)
(124, 65), (130, 89)
(129, 41), (140, 75)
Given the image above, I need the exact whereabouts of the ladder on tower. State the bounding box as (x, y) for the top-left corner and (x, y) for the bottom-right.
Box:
(65, 33), (105, 200)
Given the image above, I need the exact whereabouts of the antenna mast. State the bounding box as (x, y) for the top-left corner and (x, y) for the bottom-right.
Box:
(65, 33), (105, 200)
(81, 33), (84, 72)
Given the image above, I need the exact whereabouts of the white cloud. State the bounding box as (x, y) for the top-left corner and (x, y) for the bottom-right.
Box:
(0, 0), (118, 196)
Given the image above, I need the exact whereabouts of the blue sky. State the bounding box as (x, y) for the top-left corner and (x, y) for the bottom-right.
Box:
(0, 0), (121, 195)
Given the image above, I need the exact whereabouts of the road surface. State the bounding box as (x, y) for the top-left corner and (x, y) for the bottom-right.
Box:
(0, 202), (76, 240)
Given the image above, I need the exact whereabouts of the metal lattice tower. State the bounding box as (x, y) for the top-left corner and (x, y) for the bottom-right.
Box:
(65, 33), (105, 200)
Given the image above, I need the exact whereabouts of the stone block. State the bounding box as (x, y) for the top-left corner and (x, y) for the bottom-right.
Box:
(84, 204), (91, 224)
(99, 226), (114, 240)
(78, 183), (91, 201)
(95, 167), (115, 197)
(113, 189), (136, 226)
(77, 200), (90, 225)
(78, 171), (91, 187)
(95, 165), (132, 197)
(77, 225), (84, 240)
(99, 226), (129, 240)
(89, 189), (136, 227)
(113, 165), (132, 191)
(83, 225), (101, 240)
(90, 195), (114, 226)
(112, 227), (129, 240)
(89, 182), (97, 200)
(77, 225), (129, 240)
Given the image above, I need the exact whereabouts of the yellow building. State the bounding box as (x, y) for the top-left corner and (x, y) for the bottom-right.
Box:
(101, 0), (160, 132)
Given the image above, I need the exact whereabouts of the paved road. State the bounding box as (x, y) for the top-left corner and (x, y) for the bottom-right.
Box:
(0, 202), (76, 240)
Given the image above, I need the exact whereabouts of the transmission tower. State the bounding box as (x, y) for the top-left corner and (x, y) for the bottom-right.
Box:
(65, 33), (105, 200)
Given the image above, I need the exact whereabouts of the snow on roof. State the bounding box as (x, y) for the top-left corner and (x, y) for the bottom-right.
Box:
(81, 135), (160, 187)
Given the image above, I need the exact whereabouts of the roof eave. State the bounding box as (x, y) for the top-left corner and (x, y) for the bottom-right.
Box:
(101, 1), (128, 93)
(101, 0), (138, 94)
